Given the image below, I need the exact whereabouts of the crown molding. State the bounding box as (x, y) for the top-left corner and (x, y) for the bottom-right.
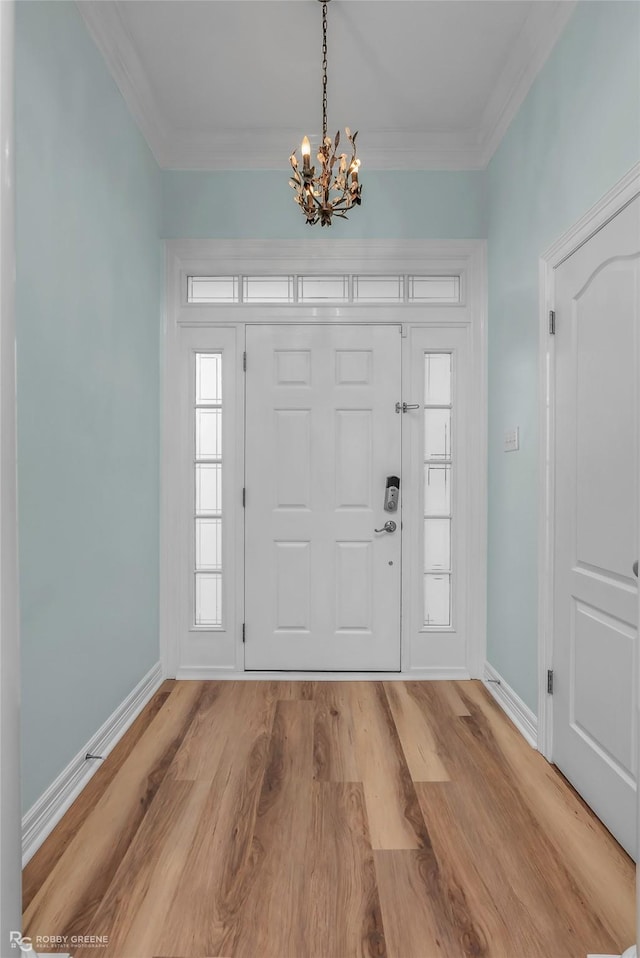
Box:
(76, 0), (169, 163)
(156, 128), (484, 171)
(168, 238), (483, 276)
(477, 0), (578, 166)
(77, 0), (577, 173)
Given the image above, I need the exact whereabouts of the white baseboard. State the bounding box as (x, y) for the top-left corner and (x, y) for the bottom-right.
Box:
(483, 661), (538, 749)
(402, 668), (472, 681)
(22, 662), (164, 866)
(174, 667), (472, 681)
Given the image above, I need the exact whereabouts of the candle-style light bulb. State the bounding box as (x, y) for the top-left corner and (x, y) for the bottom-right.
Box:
(301, 136), (311, 171)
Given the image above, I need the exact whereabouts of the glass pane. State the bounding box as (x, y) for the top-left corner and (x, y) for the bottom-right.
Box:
(195, 573), (222, 626)
(424, 518), (451, 572)
(424, 575), (451, 627)
(196, 408), (221, 460)
(195, 463), (222, 515)
(188, 276), (237, 303)
(424, 464), (451, 516)
(424, 408), (451, 461)
(298, 275), (349, 302)
(196, 518), (222, 571)
(424, 353), (451, 405)
(409, 276), (460, 303)
(243, 276), (295, 303)
(353, 276), (403, 302)
(196, 353), (221, 404)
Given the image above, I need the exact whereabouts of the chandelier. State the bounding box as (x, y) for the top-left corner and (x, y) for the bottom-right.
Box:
(289, 0), (362, 227)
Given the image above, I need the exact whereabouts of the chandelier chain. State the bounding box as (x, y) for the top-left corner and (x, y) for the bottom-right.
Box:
(289, 0), (362, 226)
(322, 2), (328, 141)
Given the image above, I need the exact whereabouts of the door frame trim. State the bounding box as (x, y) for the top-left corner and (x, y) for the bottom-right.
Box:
(0, 0), (22, 946)
(537, 161), (640, 761)
(161, 239), (487, 679)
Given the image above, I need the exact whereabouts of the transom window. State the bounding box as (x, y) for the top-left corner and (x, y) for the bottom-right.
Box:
(187, 274), (461, 305)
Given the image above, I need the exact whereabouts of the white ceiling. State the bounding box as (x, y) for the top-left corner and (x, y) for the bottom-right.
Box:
(77, 0), (577, 170)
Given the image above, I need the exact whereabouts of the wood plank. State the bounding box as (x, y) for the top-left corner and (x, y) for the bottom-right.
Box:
(151, 682), (277, 957)
(458, 680), (635, 951)
(375, 848), (489, 958)
(22, 680), (176, 910)
(408, 681), (624, 955)
(349, 682), (429, 849)
(225, 699), (314, 958)
(415, 782), (553, 958)
(313, 681), (360, 782)
(306, 782), (386, 957)
(264, 679), (314, 700)
(400, 681), (483, 781)
(73, 779), (210, 958)
(383, 682), (449, 782)
(166, 681), (247, 781)
(23, 681), (207, 943)
(439, 680), (471, 716)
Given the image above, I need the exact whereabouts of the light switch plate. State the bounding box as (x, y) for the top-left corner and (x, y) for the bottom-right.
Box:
(504, 427), (519, 452)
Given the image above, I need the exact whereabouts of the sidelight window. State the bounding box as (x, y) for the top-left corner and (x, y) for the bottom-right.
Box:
(194, 352), (223, 626)
(423, 352), (453, 627)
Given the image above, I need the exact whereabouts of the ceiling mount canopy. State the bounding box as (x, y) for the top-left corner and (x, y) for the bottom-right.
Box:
(289, 0), (362, 227)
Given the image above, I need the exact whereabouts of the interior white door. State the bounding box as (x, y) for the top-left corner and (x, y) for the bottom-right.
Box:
(553, 195), (639, 858)
(245, 324), (401, 671)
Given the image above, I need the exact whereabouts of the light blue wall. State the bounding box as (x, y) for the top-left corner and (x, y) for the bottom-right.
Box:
(162, 170), (486, 238)
(15, 1), (162, 811)
(487, 0), (640, 711)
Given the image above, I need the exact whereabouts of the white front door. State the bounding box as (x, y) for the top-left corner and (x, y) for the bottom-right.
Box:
(245, 324), (401, 671)
(553, 195), (639, 857)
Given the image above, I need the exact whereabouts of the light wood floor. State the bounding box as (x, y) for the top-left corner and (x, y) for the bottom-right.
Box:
(24, 680), (634, 958)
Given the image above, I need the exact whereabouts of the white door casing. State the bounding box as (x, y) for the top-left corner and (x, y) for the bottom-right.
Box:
(0, 0), (22, 948)
(161, 239), (487, 680)
(552, 194), (639, 858)
(244, 325), (401, 671)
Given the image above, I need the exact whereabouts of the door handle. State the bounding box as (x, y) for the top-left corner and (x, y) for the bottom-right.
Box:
(395, 402), (422, 414)
(634, 560), (638, 578)
(374, 520), (397, 534)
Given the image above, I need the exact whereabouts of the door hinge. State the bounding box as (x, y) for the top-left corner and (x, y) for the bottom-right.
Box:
(243, 351), (247, 371)
(242, 623), (246, 643)
(547, 669), (554, 694)
(548, 310), (556, 335)
(242, 487), (246, 508)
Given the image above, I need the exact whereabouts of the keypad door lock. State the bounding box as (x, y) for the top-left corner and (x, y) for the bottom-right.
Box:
(384, 475), (400, 512)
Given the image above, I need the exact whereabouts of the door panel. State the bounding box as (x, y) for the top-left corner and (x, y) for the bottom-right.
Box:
(245, 325), (401, 671)
(553, 195), (639, 857)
